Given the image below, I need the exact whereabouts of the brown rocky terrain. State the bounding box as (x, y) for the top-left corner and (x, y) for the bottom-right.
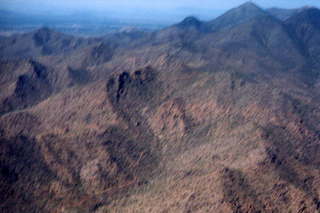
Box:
(1, 2), (320, 213)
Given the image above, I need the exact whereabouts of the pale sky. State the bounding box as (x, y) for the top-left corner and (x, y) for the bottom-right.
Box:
(2, 0), (320, 11)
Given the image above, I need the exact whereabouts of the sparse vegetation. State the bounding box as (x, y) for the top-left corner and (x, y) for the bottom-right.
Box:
(1, 2), (320, 213)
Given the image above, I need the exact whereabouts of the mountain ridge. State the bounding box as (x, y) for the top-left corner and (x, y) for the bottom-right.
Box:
(1, 2), (320, 213)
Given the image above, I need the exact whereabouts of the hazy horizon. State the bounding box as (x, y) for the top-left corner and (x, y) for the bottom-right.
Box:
(1, 0), (320, 36)
(1, 0), (320, 22)
(2, 0), (320, 11)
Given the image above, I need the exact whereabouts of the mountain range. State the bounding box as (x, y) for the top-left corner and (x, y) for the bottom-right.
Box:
(1, 2), (320, 213)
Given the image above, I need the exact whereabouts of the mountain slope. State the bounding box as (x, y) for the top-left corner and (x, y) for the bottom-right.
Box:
(1, 3), (320, 213)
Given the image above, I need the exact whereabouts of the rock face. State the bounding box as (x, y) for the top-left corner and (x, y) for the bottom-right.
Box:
(1, 2), (320, 213)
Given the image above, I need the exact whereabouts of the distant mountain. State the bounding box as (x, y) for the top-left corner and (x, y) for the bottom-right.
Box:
(267, 6), (316, 20)
(207, 2), (267, 31)
(1, 2), (320, 213)
(285, 7), (320, 68)
(153, 16), (206, 44)
(176, 16), (203, 29)
(0, 27), (96, 59)
(286, 7), (320, 32)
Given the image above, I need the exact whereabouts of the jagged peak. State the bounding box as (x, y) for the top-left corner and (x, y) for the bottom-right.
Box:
(177, 16), (202, 28)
